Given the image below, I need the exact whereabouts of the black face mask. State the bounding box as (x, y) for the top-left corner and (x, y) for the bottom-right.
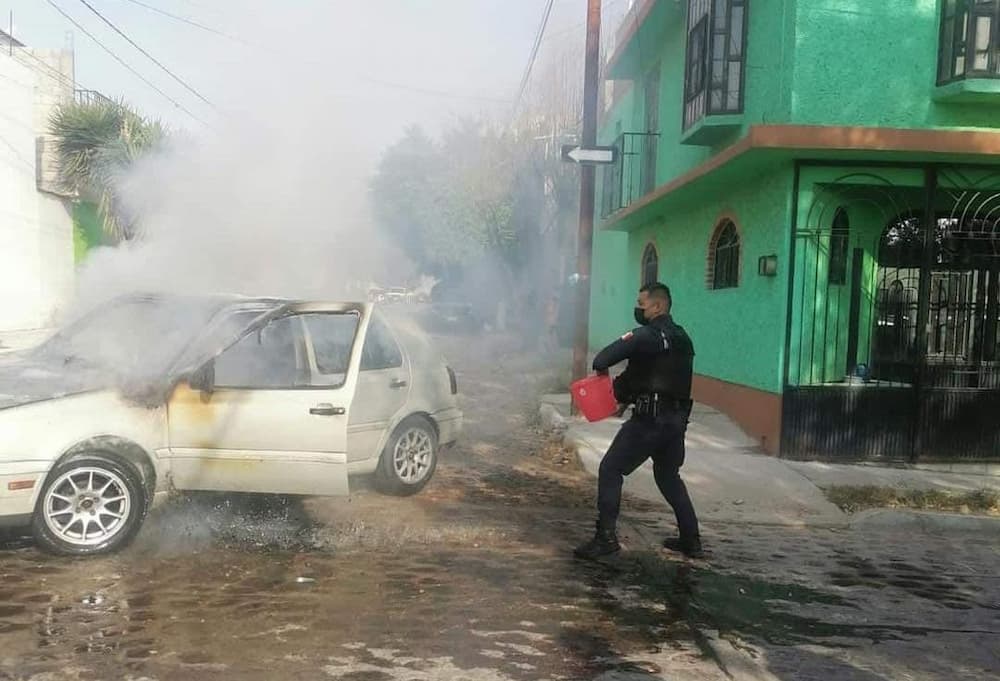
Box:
(634, 307), (648, 326)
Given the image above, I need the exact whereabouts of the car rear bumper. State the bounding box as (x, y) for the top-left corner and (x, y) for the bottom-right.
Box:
(0, 461), (47, 523)
(434, 409), (463, 445)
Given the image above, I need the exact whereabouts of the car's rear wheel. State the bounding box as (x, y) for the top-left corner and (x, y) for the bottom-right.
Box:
(32, 453), (147, 556)
(374, 417), (438, 496)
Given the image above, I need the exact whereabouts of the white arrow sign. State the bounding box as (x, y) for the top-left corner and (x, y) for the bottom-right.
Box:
(561, 144), (617, 165)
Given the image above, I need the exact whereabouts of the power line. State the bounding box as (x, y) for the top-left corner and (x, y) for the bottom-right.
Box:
(110, 0), (249, 45)
(44, 0), (208, 125)
(105, 1), (509, 106)
(10, 45), (76, 89)
(74, 0), (213, 108)
(545, 0), (626, 43)
(359, 76), (513, 104)
(512, 0), (556, 119)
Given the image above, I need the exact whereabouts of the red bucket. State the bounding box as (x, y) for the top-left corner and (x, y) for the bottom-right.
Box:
(570, 374), (618, 422)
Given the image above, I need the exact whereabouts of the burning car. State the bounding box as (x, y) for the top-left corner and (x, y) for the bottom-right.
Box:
(0, 294), (462, 555)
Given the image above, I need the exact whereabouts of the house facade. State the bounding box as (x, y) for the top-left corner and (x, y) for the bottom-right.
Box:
(591, 0), (1000, 462)
(0, 29), (78, 335)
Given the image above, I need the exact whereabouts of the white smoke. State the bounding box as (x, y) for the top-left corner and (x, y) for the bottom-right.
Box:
(64, 0), (529, 314)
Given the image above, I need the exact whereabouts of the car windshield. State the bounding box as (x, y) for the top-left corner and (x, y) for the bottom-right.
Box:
(33, 296), (229, 378)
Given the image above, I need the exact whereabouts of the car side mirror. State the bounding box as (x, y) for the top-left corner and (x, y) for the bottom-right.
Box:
(189, 360), (215, 394)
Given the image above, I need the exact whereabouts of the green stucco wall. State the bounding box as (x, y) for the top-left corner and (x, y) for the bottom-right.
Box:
(787, 167), (926, 386)
(599, 0), (1000, 191)
(791, 0), (1000, 130)
(72, 202), (104, 263)
(594, 164), (794, 393)
(592, 0), (1000, 390)
(589, 230), (633, 349)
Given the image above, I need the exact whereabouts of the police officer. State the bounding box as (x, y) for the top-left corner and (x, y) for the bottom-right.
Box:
(574, 282), (702, 560)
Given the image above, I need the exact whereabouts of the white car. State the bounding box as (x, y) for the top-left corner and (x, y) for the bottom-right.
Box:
(0, 294), (462, 555)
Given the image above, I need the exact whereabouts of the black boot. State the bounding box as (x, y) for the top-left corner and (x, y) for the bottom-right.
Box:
(574, 523), (621, 560)
(662, 535), (704, 558)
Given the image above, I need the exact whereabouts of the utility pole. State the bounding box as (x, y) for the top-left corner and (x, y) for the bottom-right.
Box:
(572, 0), (602, 385)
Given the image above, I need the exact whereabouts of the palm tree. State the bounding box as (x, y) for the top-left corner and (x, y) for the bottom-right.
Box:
(49, 99), (166, 242)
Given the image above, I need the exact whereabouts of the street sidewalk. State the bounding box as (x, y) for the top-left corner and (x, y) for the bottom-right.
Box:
(540, 394), (1000, 533)
(0, 328), (53, 354)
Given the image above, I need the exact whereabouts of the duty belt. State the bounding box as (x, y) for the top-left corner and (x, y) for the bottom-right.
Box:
(633, 393), (690, 417)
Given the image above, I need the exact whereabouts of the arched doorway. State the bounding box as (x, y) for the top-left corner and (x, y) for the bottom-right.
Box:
(784, 165), (1000, 463)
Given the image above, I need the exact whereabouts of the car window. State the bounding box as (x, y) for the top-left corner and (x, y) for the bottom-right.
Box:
(361, 315), (403, 371)
(301, 312), (361, 385)
(214, 315), (303, 389)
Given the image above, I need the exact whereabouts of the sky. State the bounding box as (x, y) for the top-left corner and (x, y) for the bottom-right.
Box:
(0, 0), (611, 143)
(0, 1), (634, 304)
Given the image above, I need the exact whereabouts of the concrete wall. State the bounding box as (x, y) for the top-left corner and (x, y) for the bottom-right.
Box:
(0, 52), (75, 332)
(29, 49), (75, 195)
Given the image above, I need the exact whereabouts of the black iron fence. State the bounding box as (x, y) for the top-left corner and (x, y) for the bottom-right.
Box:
(782, 164), (1000, 462)
(600, 132), (659, 219)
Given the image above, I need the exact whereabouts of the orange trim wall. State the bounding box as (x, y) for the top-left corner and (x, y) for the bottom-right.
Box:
(692, 374), (782, 455)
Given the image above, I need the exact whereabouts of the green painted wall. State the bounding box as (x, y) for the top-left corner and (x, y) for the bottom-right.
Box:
(787, 167), (926, 386)
(598, 0), (1000, 191)
(610, 165), (794, 393)
(598, 0), (794, 186)
(791, 0), (1000, 130)
(592, 0), (1000, 386)
(589, 230), (633, 349)
(72, 202), (104, 263)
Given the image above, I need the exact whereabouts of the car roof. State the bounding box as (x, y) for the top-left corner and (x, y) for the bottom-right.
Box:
(108, 292), (366, 308)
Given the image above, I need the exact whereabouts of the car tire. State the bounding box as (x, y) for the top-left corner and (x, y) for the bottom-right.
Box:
(374, 416), (438, 496)
(31, 453), (147, 556)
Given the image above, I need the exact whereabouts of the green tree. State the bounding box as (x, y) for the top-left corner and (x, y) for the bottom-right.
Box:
(49, 99), (166, 242)
(371, 114), (582, 333)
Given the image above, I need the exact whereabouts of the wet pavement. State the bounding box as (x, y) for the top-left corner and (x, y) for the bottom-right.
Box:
(2, 333), (999, 680)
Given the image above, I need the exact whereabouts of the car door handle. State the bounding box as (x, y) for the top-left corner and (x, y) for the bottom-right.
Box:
(390, 379), (408, 389)
(310, 404), (345, 416)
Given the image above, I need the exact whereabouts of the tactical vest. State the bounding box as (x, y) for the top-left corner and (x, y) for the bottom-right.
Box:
(628, 317), (695, 400)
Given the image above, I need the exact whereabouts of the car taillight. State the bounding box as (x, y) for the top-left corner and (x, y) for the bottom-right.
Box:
(447, 366), (458, 394)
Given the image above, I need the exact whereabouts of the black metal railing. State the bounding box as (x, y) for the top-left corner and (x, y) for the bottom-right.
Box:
(783, 164), (1000, 462)
(75, 89), (114, 107)
(600, 132), (659, 219)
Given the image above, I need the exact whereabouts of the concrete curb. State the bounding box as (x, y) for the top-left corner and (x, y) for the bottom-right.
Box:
(540, 403), (999, 535)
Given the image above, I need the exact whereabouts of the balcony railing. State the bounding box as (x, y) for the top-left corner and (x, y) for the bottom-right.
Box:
(75, 89), (114, 107)
(600, 132), (659, 219)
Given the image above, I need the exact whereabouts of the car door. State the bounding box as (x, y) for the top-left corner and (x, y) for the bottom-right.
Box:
(346, 311), (412, 462)
(166, 306), (366, 496)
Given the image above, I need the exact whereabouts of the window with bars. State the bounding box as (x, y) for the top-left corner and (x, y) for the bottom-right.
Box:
(939, 0), (1000, 84)
(711, 220), (740, 289)
(641, 243), (659, 286)
(683, 0), (748, 131)
(828, 208), (850, 286)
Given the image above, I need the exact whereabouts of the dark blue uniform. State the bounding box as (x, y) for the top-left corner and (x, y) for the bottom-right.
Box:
(591, 314), (700, 544)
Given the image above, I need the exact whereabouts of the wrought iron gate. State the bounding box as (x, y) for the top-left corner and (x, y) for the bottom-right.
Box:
(782, 164), (1000, 462)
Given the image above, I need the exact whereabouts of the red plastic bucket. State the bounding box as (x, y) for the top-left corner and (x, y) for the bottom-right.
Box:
(570, 374), (618, 422)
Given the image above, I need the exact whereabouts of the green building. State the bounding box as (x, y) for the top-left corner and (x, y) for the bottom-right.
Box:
(591, 0), (1000, 462)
